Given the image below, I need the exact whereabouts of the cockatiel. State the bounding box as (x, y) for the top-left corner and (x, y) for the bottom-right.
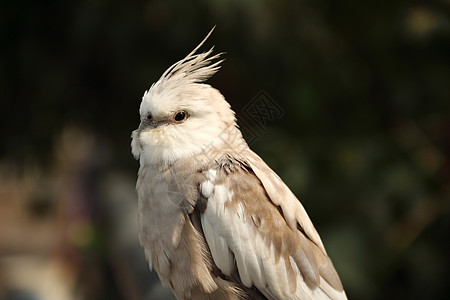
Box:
(131, 29), (347, 300)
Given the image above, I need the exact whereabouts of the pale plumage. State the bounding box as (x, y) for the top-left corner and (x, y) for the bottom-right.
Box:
(131, 28), (347, 300)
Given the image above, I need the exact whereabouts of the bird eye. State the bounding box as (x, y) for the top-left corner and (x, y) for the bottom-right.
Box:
(146, 113), (153, 121)
(174, 111), (188, 122)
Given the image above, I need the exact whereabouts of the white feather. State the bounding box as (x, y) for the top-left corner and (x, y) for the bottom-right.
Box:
(202, 180), (277, 295)
(205, 169), (217, 182)
(200, 180), (214, 198)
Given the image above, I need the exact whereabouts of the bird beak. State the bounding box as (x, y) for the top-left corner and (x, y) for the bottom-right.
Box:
(138, 121), (145, 132)
(138, 120), (154, 133)
(131, 129), (141, 160)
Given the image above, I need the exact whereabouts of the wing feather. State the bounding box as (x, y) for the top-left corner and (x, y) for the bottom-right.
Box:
(198, 153), (347, 300)
(201, 214), (235, 275)
(242, 150), (326, 254)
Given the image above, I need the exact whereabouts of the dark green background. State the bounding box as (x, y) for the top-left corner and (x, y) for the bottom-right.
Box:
(1, 0), (449, 299)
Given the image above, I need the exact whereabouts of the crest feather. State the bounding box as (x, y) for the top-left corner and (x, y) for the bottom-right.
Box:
(152, 27), (223, 95)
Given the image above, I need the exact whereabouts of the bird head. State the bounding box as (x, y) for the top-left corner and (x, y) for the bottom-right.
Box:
(131, 29), (242, 165)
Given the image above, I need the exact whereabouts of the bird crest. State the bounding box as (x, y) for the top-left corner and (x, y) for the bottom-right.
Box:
(146, 27), (223, 99)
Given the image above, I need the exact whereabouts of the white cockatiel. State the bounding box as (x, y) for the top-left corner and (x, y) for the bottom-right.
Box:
(131, 29), (347, 300)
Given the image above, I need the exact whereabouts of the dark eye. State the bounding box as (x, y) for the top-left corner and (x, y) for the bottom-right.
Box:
(146, 113), (153, 121)
(174, 111), (188, 122)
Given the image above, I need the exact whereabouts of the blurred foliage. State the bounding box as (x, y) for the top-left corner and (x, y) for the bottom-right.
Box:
(1, 0), (449, 299)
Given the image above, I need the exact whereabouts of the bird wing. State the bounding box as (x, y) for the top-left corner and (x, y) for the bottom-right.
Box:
(199, 151), (346, 300)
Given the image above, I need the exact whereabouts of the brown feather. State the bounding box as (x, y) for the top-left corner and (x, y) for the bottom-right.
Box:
(209, 151), (345, 295)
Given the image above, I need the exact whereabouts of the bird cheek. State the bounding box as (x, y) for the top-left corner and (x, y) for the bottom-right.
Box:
(139, 130), (161, 147)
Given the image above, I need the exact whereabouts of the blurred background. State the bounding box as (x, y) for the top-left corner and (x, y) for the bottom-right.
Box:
(1, 0), (449, 299)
